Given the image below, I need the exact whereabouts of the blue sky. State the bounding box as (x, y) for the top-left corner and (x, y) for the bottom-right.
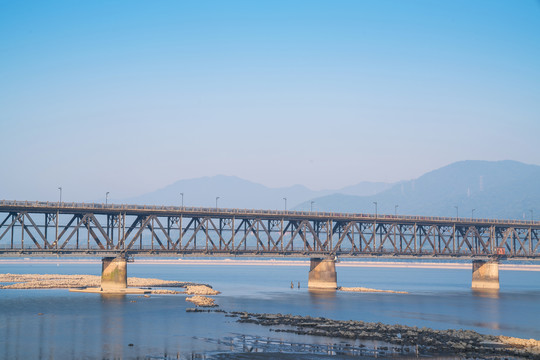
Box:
(1, 0), (539, 202)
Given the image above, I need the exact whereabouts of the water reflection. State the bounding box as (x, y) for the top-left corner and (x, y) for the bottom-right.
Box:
(308, 289), (337, 299)
(472, 289), (500, 299)
(101, 293), (126, 359)
(100, 293), (127, 300)
(38, 313), (45, 360)
(307, 289), (338, 312)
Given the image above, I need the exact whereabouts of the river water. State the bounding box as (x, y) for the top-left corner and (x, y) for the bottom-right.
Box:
(0, 259), (539, 359)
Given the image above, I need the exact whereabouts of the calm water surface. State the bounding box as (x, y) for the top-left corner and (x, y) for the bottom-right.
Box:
(0, 260), (539, 359)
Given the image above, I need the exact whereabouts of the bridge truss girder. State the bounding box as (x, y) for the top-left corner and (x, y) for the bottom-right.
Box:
(0, 210), (539, 258)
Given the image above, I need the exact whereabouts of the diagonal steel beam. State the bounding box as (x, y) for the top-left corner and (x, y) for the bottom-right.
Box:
(0, 213), (20, 242)
(202, 218), (219, 251)
(59, 215), (87, 249)
(303, 221), (325, 251)
(344, 225), (360, 253)
(274, 220), (292, 250)
(87, 222), (106, 250)
(355, 222), (374, 252)
(331, 221), (355, 253)
(284, 221), (304, 251)
(512, 228), (527, 255)
(153, 217), (174, 249)
(175, 217), (196, 249)
(235, 219), (261, 251)
(22, 213), (51, 248)
(0, 213), (12, 230)
(146, 220), (166, 250)
(379, 223), (397, 252)
(258, 220), (277, 251)
(57, 215), (80, 245)
(17, 214), (42, 249)
(125, 216), (153, 249)
(184, 218), (206, 250)
(119, 215), (144, 250)
(88, 214), (113, 249)
(532, 229), (540, 254)
(207, 218), (225, 250)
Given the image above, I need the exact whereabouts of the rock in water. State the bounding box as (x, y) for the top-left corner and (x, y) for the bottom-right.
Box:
(185, 295), (217, 307)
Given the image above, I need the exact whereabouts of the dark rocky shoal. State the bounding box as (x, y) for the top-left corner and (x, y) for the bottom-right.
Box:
(187, 309), (539, 359)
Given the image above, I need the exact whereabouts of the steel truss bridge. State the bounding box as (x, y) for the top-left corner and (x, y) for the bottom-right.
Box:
(0, 200), (539, 259)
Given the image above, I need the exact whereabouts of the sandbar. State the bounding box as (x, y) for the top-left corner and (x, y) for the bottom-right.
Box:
(0, 273), (219, 296)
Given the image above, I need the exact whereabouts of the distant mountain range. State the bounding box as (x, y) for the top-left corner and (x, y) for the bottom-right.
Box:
(124, 160), (539, 220)
(125, 175), (392, 210)
(295, 160), (540, 220)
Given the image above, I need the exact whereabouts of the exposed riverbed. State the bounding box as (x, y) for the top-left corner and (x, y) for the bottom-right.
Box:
(218, 311), (540, 359)
(0, 273), (219, 296)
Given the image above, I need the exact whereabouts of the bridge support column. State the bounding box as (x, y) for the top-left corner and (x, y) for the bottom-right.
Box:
(308, 258), (337, 290)
(471, 260), (499, 290)
(101, 257), (127, 291)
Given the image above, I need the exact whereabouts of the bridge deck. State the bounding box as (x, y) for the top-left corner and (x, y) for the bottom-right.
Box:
(2, 200), (538, 226)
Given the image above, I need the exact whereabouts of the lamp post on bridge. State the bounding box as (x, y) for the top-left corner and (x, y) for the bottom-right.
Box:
(394, 205), (399, 216)
(106, 192), (109, 206)
(454, 206), (459, 220)
(181, 193), (184, 207)
(215, 196), (220, 209)
(471, 209), (476, 220)
(56, 187), (62, 249)
(373, 201), (378, 250)
(283, 197), (287, 211)
(310, 201), (314, 212)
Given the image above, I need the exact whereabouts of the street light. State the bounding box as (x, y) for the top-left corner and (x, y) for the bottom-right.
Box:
(310, 201), (315, 212)
(283, 197), (287, 211)
(471, 209), (476, 220)
(181, 193), (184, 207)
(56, 186), (62, 249)
(215, 196), (220, 209)
(394, 205), (399, 216)
(530, 209), (534, 221)
(373, 202), (378, 218)
(106, 192), (110, 205)
(454, 206), (459, 219)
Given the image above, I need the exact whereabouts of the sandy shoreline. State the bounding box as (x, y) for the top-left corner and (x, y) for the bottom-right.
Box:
(0, 258), (539, 271)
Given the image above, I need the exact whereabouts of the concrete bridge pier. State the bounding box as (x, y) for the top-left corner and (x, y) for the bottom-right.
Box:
(471, 260), (499, 290)
(71, 256), (149, 294)
(101, 257), (128, 291)
(308, 258), (337, 290)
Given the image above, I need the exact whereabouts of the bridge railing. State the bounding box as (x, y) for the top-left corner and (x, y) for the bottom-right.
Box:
(1, 199), (538, 227)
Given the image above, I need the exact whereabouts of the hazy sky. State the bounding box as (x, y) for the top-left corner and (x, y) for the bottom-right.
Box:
(1, 0), (539, 202)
